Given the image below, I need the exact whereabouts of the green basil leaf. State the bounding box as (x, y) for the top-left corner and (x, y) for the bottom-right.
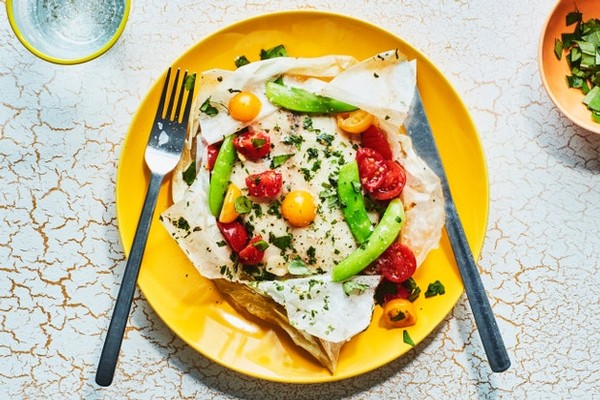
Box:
(260, 44), (288, 60)
(182, 161), (196, 186)
(252, 239), (269, 252)
(288, 257), (310, 275)
(270, 154), (294, 169)
(200, 97), (219, 116)
(342, 280), (369, 296)
(234, 196), (252, 214)
(424, 280), (446, 298)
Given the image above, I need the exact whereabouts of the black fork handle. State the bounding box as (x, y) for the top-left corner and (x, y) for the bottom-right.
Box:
(95, 172), (164, 387)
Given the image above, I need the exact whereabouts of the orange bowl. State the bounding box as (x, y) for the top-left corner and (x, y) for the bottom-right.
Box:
(539, 0), (600, 134)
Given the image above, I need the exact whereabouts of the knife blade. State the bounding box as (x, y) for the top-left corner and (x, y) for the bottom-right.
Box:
(405, 89), (511, 373)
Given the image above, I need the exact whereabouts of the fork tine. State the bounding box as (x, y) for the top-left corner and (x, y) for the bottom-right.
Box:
(165, 68), (181, 120)
(156, 68), (172, 120)
(173, 71), (188, 122)
(182, 74), (195, 124)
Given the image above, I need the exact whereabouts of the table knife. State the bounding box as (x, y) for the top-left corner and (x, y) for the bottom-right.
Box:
(404, 88), (511, 373)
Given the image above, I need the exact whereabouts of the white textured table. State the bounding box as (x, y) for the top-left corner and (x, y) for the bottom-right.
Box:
(2, 1), (599, 398)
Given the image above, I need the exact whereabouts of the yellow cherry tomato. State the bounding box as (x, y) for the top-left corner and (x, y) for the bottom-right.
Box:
(219, 183), (242, 223)
(336, 109), (374, 134)
(382, 298), (417, 328)
(228, 91), (262, 122)
(281, 190), (316, 228)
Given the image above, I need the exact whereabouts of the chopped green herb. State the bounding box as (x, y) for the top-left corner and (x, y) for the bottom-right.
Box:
(317, 133), (335, 146)
(184, 73), (196, 91)
(403, 330), (415, 346)
(288, 257), (310, 275)
(267, 200), (282, 217)
(554, 38), (563, 60)
(251, 138), (267, 148)
(175, 217), (190, 231)
(234, 196), (252, 214)
(391, 311), (406, 322)
(307, 246), (317, 264)
(200, 97), (219, 116)
(342, 280), (369, 296)
(311, 159), (322, 172)
(260, 44), (288, 60)
(307, 148), (319, 159)
(182, 161), (196, 186)
(303, 116), (315, 131)
(216, 240), (227, 247)
(282, 134), (304, 149)
(404, 278), (422, 302)
(243, 264), (275, 281)
(270, 154), (294, 168)
(252, 239), (270, 252)
(300, 168), (313, 181)
(319, 187), (340, 209)
(566, 10), (582, 26)
(424, 280), (446, 298)
(251, 202), (263, 218)
(555, 10), (600, 122)
(269, 233), (293, 250)
(235, 55), (250, 68)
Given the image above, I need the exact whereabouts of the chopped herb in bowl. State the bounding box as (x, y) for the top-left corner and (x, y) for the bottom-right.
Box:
(554, 10), (600, 122)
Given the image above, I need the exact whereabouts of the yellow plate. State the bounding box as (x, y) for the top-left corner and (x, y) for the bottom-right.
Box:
(116, 10), (488, 383)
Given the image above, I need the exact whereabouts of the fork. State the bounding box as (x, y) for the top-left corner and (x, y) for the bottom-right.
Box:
(95, 68), (195, 387)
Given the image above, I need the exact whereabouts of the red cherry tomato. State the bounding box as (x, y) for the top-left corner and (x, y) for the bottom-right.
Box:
(356, 147), (388, 192)
(233, 130), (271, 160)
(245, 170), (282, 198)
(373, 243), (416, 283)
(217, 220), (248, 253)
(371, 160), (407, 201)
(238, 236), (266, 265)
(362, 125), (393, 160)
(205, 143), (221, 171)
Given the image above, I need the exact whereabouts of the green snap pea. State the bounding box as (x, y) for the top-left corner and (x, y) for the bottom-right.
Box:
(265, 81), (357, 113)
(331, 198), (405, 282)
(208, 135), (236, 216)
(337, 161), (373, 244)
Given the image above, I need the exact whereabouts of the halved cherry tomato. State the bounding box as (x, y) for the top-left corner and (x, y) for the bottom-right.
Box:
(336, 110), (374, 134)
(373, 242), (416, 283)
(245, 170), (282, 198)
(217, 220), (248, 253)
(356, 147), (388, 192)
(205, 143), (221, 171)
(228, 91), (262, 122)
(233, 130), (271, 160)
(371, 161), (406, 201)
(382, 298), (417, 328)
(362, 125), (393, 160)
(218, 183), (242, 223)
(238, 236), (266, 265)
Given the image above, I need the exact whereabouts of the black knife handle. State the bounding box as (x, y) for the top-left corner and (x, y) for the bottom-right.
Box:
(445, 200), (511, 373)
(406, 89), (510, 372)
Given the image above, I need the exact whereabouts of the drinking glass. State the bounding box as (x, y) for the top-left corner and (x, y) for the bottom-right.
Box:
(6, 0), (130, 64)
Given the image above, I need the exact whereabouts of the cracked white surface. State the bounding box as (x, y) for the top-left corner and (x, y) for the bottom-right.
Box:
(1, 0), (600, 398)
